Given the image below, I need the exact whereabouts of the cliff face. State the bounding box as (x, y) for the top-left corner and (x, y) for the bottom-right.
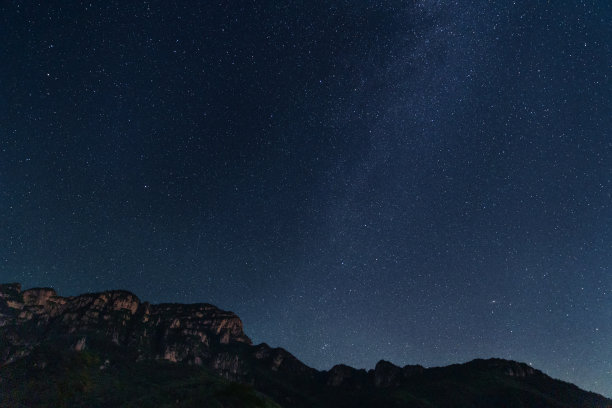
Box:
(1, 283), (611, 408)
(0, 283), (251, 372)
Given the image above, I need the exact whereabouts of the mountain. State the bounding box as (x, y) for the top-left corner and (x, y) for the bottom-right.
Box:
(0, 283), (610, 408)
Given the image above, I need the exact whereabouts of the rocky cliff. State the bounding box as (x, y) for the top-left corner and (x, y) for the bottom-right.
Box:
(1, 283), (610, 408)
(0, 283), (251, 373)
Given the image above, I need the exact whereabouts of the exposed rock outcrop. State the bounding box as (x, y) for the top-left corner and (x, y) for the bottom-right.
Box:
(0, 283), (251, 377)
(2, 283), (610, 408)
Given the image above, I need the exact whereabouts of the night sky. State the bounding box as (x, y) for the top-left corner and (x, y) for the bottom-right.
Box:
(1, 0), (611, 397)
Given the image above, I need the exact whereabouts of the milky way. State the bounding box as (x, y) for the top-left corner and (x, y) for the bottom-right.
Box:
(1, 1), (610, 396)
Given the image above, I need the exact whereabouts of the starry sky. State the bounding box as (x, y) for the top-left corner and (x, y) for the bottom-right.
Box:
(1, 0), (611, 397)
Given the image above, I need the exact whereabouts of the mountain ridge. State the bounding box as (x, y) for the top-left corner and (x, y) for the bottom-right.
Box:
(1, 282), (610, 408)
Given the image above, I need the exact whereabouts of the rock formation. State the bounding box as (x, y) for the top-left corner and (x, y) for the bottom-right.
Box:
(1, 283), (611, 408)
(0, 282), (251, 374)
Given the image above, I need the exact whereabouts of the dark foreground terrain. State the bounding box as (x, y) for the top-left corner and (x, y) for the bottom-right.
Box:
(1, 283), (610, 408)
